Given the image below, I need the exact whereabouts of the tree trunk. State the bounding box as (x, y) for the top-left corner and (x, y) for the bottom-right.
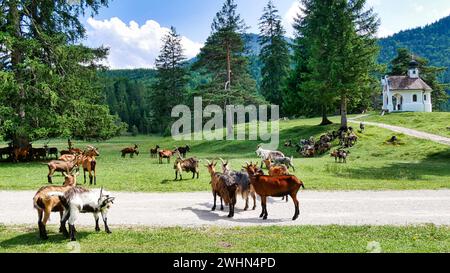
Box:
(225, 44), (234, 138)
(340, 93), (348, 128)
(320, 105), (333, 126)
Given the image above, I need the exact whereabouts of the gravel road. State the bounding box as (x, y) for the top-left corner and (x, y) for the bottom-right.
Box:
(1, 190), (449, 227)
(349, 119), (450, 146)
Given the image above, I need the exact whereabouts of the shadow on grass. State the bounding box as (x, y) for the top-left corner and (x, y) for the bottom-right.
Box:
(333, 149), (450, 181)
(0, 229), (90, 250)
(185, 123), (340, 157)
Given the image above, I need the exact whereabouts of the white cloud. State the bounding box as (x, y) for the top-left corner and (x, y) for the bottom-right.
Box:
(85, 17), (203, 69)
(283, 1), (304, 37)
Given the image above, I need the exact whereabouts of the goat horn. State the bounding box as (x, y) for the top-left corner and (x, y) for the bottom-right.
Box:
(100, 187), (103, 198)
(219, 158), (225, 164)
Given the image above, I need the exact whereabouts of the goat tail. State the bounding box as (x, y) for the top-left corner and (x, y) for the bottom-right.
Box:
(33, 195), (44, 210)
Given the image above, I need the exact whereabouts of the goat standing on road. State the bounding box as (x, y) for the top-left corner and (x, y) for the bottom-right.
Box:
(33, 170), (79, 240)
(221, 159), (257, 211)
(52, 187), (115, 241)
(206, 160), (237, 218)
(243, 163), (304, 221)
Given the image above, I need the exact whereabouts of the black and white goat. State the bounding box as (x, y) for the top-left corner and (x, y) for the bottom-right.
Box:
(50, 187), (115, 241)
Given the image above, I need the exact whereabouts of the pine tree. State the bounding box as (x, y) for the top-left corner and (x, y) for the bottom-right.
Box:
(151, 27), (188, 134)
(390, 48), (449, 110)
(194, 0), (264, 136)
(194, 0), (261, 106)
(258, 0), (290, 109)
(0, 0), (125, 144)
(289, 0), (379, 127)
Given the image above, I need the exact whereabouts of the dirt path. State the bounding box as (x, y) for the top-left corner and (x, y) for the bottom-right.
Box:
(349, 117), (450, 146)
(1, 190), (450, 227)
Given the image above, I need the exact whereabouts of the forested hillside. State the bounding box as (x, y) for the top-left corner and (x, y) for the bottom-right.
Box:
(100, 14), (450, 135)
(378, 15), (450, 83)
(100, 70), (157, 134)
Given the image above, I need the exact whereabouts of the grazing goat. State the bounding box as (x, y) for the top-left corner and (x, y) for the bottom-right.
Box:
(159, 149), (174, 164)
(220, 159), (257, 211)
(53, 187), (115, 241)
(44, 145), (58, 159)
(0, 146), (12, 160)
(32, 148), (47, 161)
(262, 159), (290, 177)
(174, 155), (200, 181)
(205, 160), (237, 218)
(270, 155), (296, 172)
(244, 163), (305, 221)
(60, 148), (82, 156)
(284, 140), (293, 147)
(33, 170), (79, 240)
(255, 145), (285, 168)
(262, 159), (290, 202)
(47, 156), (81, 184)
(150, 145), (160, 158)
(13, 146), (31, 162)
(360, 122), (366, 133)
(121, 145), (139, 158)
(331, 150), (350, 163)
(174, 145), (191, 158)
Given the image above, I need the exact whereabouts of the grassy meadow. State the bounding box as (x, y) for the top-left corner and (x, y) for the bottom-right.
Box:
(0, 224), (448, 253)
(359, 112), (450, 138)
(0, 115), (449, 192)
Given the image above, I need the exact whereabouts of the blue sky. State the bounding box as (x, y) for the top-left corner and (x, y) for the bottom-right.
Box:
(83, 0), (450, 69)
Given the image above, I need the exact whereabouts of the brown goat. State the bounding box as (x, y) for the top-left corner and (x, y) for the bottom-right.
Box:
(121, 145), (139, 158)
(174, 155), (200, 181)
(33, 170), (79, 240)
(206, 160), (237, 218)
(81, 146), (99, 185)
(159, 149), (174, 164)
(262, 159), (290, 176)
(47, 156), (81, 184)
(243, 163), (304, 221)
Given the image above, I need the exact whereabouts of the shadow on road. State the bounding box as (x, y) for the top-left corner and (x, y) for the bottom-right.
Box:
(182, 202), (291, 225)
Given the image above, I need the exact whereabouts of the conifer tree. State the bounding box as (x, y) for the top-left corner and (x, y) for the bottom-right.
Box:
(151, 27), (188, 134)
(258, 0), (290, 109)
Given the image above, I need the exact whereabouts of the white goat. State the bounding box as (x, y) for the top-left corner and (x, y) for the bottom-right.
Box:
(50, 187), (115, 241)
(255, 145), (285, 168)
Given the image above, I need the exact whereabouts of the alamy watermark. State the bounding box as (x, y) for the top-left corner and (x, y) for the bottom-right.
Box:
(171, 97), (280, 150)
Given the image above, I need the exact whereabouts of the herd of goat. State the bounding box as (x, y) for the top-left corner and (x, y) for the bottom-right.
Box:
(3, 124), (364, 242)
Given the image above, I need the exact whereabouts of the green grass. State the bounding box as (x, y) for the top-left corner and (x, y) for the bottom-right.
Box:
(0, 225), (448, 253)
(359, 112), (450, 138)
(0, 116), (449, 192)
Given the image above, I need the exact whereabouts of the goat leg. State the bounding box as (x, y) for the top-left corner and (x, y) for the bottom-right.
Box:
(69, 224), (76, 241)
(95, 215), (100, 232)
(38, 221), (48, 240)
(291, 193), (300, 221)
(212, 192), (217, 211)
(104, 218), (111, 234)
(220, 197), (224, 211)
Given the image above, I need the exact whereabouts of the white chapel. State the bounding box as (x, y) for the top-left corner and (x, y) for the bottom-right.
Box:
(382, 60), (433, 113)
